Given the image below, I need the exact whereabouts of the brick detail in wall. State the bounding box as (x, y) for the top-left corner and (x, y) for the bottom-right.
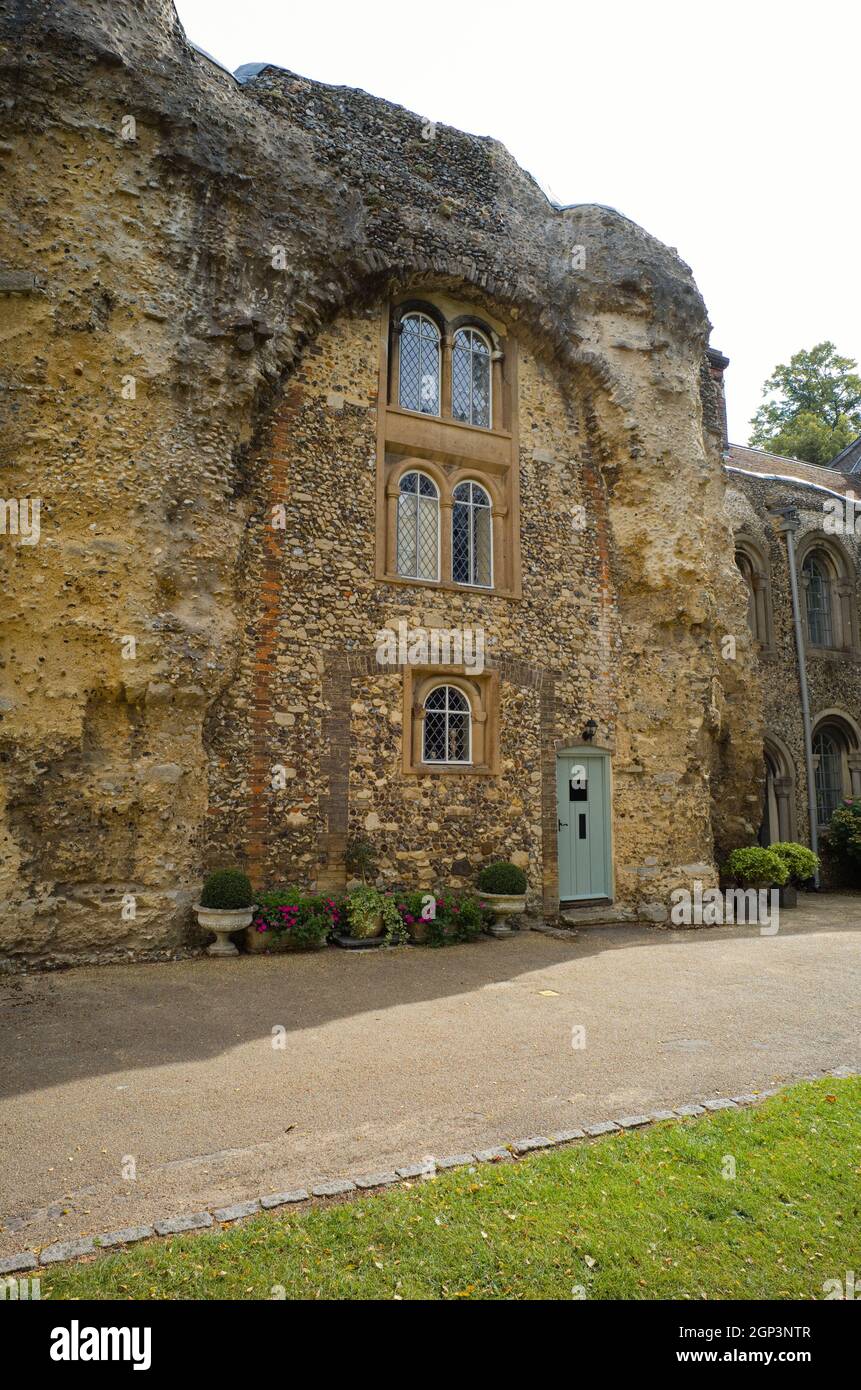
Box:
(246, 392), (301, 888)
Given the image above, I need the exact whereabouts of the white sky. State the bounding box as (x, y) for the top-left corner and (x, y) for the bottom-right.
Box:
(174, 0), (860, 446)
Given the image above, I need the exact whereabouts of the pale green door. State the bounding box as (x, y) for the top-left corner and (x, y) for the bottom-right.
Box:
(556, 750), (612, 901)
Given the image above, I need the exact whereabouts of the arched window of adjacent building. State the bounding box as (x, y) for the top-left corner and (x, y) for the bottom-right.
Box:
(451, 327), (491, 428)
(760, 736), (796, 845)
(452, 480), (492, 587)
(398, 312), (440, 415)
(802, 550), (834, 647)
(813, 726), (845, 826)
(735, 549), (758, 637)
(422, 685), (471, 764)
(396, 471), (439, 581)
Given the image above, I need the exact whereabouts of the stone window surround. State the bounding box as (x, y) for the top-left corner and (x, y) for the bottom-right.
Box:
(389, 300), (505, 431)
(375, 296), (522, 599)
(403, 666), (499, 776)
(763, 733), (797, 843)
(385, 456), (506, 591)
(734, 533), (775, 652)
(796, 532), (859, 657)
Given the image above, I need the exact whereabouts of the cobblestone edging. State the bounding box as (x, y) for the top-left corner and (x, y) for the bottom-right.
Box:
(1, 1067), (856, 1276)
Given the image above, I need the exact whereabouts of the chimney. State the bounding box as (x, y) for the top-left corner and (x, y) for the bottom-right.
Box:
(705, 346), (730, 453)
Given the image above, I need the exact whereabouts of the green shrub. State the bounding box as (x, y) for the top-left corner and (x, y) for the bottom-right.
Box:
(769, 842), (819, 886)
(200, 868), (254, 909)
(821, 797), (861, 880)
(477, 861), (527, 895)
(722, 847), (788, 887)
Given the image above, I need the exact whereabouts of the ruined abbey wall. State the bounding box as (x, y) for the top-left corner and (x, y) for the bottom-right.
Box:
(0, 0), (762, 965)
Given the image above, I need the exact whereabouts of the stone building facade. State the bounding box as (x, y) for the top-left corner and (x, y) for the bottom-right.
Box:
(2, 0), (854, 969)
(723, 442), (861, 853)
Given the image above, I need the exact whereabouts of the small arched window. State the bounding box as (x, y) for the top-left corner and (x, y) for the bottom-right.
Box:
(803, 551), (834, 647)
(396, 471), (439, 581)
(398, 312), (440, 415)
(422, 685), (471, 764)
(735, 550), (758, 637)
(452, 480), (492, 587)
(452, 327), (491, 428)
(814, 726), (845, 825)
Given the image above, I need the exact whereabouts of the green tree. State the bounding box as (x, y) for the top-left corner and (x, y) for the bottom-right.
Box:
(749, 342), (861, 465)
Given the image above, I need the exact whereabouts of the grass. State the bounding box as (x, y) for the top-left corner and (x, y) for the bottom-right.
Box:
(41, 1078), (860, 1300)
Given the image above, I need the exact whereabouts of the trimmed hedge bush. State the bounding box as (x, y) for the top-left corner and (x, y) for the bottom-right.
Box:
(200, 868), (254, 909)
(723, 847), (788, 887)
(477, 861), (528, 895)
(769, 842), (819, 886)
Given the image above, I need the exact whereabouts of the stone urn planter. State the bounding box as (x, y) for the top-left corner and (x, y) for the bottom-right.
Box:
(195, 869), (256, 958)
(194, 904), (255, 957)
(778, 884), (798, 908)
(481, 892), (527, 938)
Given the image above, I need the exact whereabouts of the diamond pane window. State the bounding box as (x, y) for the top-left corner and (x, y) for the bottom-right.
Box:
(814, 728), (843, 825)
(803, 553), (833, 647)
(452, 328), (491, 428)
(452, 480), (492, 587)
(399, 312), (440, 415)
(422, 685), (471, 764)
(396, 471), (439, 581)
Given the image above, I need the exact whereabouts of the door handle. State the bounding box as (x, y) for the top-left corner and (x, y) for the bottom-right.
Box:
(558, 819), (568, 830)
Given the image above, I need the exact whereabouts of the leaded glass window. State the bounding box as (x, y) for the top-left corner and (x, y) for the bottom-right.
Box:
(803, 553), (833, 647)
(452, 480), (492, 587)
(452, 327), (491, 428)
(398, 312), (440, 415)
(814, 728), (843, 825)
(422, 685), (471, 764)
(396, 471), (439, 581)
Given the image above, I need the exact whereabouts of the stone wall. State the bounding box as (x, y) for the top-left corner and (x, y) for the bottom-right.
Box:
(0, 0), (762, 965)
(724, 467), (861, 847)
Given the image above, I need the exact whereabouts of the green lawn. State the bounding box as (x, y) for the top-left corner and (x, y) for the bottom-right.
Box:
(42, 1079), (860, 1300)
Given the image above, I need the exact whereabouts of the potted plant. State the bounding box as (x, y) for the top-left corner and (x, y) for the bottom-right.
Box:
(768, 842), (820, 907)
(247, 889), (338, 952)
(194, 869), (255, 957)
(476, 861), (528, 937)
(722, 846), (788, 893)
(820, 797), (861, 886)
(334, 885), (394, 948)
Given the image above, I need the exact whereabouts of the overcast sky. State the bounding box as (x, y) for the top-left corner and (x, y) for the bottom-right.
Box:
(174, 0), (860, 447)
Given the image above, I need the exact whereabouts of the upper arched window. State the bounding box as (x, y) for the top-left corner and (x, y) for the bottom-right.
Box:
(396, 470), (439, 581)
(802, 550), (834, 647)
(452, 327), (491, 428)
(398, 313), (440, 416)
(422, 684), (471, 764)
(452, 480), (492, 587)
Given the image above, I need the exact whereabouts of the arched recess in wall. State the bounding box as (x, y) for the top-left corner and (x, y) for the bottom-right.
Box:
(759, 732), (796, 845)
(734, 532), (774, 650)
(796, 532), (859, 655)
(811, 709), (861, 829)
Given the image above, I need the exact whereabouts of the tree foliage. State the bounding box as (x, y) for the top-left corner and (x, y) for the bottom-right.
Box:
(749, 342), (861, 465)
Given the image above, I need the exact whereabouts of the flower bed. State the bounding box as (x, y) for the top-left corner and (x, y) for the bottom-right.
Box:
(244, 885), (492, 952)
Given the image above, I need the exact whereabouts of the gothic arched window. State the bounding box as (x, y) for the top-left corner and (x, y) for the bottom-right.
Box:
(451, 327), (491, 428)
(803, 551), (834, 648)
(422, 685), (471, 764)
(452, 480), (492, 587)
(398, 312), (440, 416)
(396, 471), (439, 581)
